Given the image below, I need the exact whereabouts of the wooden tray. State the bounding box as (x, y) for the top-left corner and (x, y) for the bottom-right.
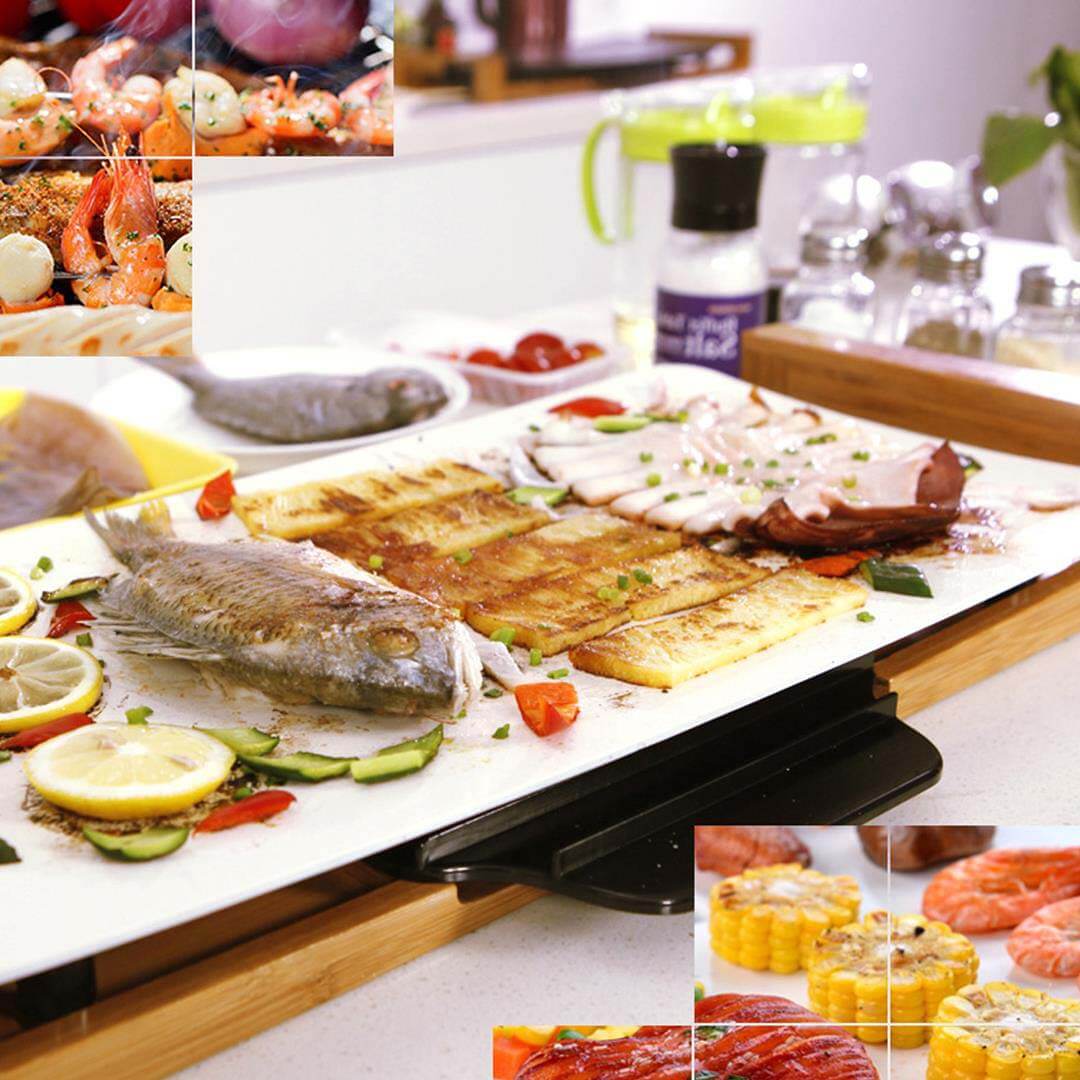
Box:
(3, 331), (1078, 1077)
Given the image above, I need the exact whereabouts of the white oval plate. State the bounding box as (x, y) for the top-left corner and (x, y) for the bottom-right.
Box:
(90, 345), (471, 475)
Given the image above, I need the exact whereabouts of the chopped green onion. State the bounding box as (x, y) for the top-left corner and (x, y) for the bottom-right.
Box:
(616, 574), (630, 590)
(483, 687), (504, 698)
(663, 492), (681, 503)
(368, 554), (384, 570)
(783, 447), (799, 455)
(594, 415), (651, 433)
(528, 423), (540, 432)
(646, 472), (662, 487)
(957, 452), (984, 477)
(30, 555), (53, 580)
(489, 626), (516, 647)
(492, 724), (510, 740)
(682, 456), (693, 468)
(639, 450), (654, 463)
(806, 433), (838, 445)
(0, 750), (11, 763)
(529, 647), (542, 666)
(852, 450), (871, 461)
(556, 1029), (586, 1040)
(694, 984), (705, 1002)
(508, 486), (567, 507)
(75, 632), (93, 648)
(856, 611), (876, 623)
(453, 549), (473, 565)
(232, 786), (253, 800)
(739, 486), (763, 505)
(455, 709), (467, 720)
(596, 585), (623, 602)
(547, 668), (569, 679)
(125, 705), (153, 725)
(766, 459), (780, 468)
(762, 479), (781, 489)
(741, 457), (755, 468)
(842, 475), (858, 489)
(633, 568), (653, 585)
(713, 462), (730, 476)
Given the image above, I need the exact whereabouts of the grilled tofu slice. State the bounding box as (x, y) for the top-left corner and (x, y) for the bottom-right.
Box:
(384, 512), (682, 611)
(466, 546), (768, 655)
(314, 490), (550, 564)
(568, 568), (866, 687)
(232, 460), (502, 539)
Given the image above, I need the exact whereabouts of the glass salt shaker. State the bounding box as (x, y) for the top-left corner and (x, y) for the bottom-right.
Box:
(779, 225), (876, 339)
(896, 231), (992, 358)
(994, 264), (1080, 374)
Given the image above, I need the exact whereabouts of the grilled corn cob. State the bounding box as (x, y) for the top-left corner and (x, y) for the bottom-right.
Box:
(928, 983), (1080, 1078)
(710, 863), (861, 975)
(807, 911), (978, 1046)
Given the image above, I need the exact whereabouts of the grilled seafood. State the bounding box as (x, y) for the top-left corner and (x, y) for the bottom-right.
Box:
(514, 1026), (691, 1079)
(0, 58), (75, 164)
(695, 825), (811, 875)
(695, 996), (879, 1078)
(61, 144), (166, 308)
(71, 37), (162, 136)
(0, 394), (147, 529)
(0, 172), (191, 265)
(142, 358), (449, 444)
(922, 847), (1080, 933)
(84, 504), (481, 715)
(340, 70), (392, 147)
(1007, 897), (1080, 977)
(857, 825), (996, 870)
(241, 72), (342, 139)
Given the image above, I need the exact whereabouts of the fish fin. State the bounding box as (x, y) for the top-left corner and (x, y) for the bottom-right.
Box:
(84, 501), (174, 558)
(49, 467), (121, 517)
(116, 639), (229, 663)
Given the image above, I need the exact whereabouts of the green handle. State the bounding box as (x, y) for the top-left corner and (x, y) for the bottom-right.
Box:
(582, 117), (617, 245)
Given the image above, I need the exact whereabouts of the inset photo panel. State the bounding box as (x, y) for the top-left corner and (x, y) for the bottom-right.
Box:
(493, 1026), (692, 1079)
(194, 0), (393, 157)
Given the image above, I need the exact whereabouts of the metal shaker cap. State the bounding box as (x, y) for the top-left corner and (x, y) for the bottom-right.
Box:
(801, 224), (869, 266)
(1016, 264), (1080, 309)
(916, 231), (984, 284)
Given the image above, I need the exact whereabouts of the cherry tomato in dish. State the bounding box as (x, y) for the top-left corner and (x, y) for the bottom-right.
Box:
(195, 790), (296, 833)
(47, 601), (95, 639)
(466, 348), (505, 368)
(514, 332), (564, 354)
(571, 341), (605, 362)
(549, 396), (626, 418)
(0, 714), (93, 751)
(510, 349), (553, 374)
(544, 347), (580, 369)
(196, 471), (236, 521)
(514, 683), (579, 737)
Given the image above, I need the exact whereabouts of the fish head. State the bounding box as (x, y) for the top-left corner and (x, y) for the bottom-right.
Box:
(350, 371), (448, 421)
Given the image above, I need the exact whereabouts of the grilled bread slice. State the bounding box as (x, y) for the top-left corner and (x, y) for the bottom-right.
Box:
(569, 568), (866, 688)
(384, 512), (682, 611)
(466, 546), (768, 655)
(314, 490), (550, 564)
(232, 460), (502, 539)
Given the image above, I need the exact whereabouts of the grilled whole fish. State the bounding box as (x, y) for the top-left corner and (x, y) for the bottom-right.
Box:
(143, 357), (450, 444)
(84, 506), (480, 715)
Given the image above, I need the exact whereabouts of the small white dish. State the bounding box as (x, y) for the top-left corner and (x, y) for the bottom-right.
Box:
(90, 345), (470, 475)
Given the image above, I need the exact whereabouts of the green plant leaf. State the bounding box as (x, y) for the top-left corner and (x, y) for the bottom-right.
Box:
(981, 112), (1059, 185)
(1043, 47), (1080, 147)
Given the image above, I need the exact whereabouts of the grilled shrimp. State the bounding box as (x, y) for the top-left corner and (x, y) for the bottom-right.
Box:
(0, 58), (75, 163)
(72, 37), (162, 136)
(923, 848), (1080, 934)
(61, 144), (166, 308)
(241, 72), (342, 138)
(695, 825), (811, 875)
(1007, 898), (1080, 978)
(340, 70), (392, 146)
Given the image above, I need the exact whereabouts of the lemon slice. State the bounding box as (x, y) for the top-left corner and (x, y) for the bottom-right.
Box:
(24, 723), (235, 821)
(0, 637), (103, 733)
(0, 569), (36, 637)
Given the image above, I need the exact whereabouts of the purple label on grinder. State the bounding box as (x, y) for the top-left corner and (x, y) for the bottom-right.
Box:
(655, 289), (766, 376)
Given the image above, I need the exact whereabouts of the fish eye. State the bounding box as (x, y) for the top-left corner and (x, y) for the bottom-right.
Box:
(369, 627), (419, 659)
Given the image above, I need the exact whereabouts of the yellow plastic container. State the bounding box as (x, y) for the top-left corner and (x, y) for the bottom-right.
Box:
(0, 388), (236, 535)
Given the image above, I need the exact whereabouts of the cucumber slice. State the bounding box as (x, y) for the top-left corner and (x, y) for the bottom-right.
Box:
(507, 486), (567, 507)
(237, 751), (352, 782)
(41, 575), (112, 603)
(83, 826), (189, 862)
(593, 415), (651, 433)
(350, 748), (429, 784)
(198, 727), (280, 756)
(378, 723), (443, 760)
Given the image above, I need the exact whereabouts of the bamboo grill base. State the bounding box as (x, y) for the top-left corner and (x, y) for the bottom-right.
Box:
(2, 331), (1077, 1075)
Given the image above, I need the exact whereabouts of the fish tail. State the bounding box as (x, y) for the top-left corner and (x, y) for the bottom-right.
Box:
(84, 500), (174, 563)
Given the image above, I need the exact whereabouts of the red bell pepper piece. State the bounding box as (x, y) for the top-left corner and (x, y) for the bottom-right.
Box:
(0, 714), (93, 751)
(46, 600), (95, 638)
(549, 396), (626, 419)
(195, 471), (236, 521)
(801, 549), (879, 578)
(195, 790), (297, 833)
(513, 683), (579, 738)
(493, 1034), (538, 1079)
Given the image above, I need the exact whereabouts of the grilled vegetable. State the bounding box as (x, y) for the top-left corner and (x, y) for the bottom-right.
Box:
(593, 415), (650, 433)
(0, 713), (93, 751)
(351, 724), (444, 783)
(514, 683), (579, 737)
(928, 984), (1080, 1079)
(386, 513), (682, 612)
(232, 460), (502, 540)
(195, 790), (296, 832)
(807, 911), (978, 1047)
(710, 864), (861, 974)
(314, 490), (549, 564)
(40, 576), (112, 603)
(467, 547), (767, 656)
(237, 751), (353, 782)
(859, 558), (932, 598)
(195, 472), (236, 521)
(569, 569), (865, 688)
(197, 727), (280, 756)
(46, 600), (95, 638)
(507, 486), (568, 507)
(83, 825), (189, 861)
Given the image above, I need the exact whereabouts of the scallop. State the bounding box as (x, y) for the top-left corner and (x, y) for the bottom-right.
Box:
(165, 232), (193, 298)
(166, 67), (246, 138)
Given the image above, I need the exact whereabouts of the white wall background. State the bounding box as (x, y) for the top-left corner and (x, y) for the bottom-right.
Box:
(195, 1), (1080, 352)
